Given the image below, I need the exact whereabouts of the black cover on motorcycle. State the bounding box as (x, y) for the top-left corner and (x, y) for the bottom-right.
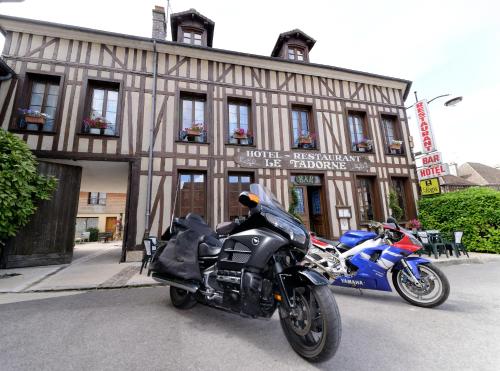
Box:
(151, 214), (215, 281)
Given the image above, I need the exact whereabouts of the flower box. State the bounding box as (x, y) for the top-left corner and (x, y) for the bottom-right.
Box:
(186, 129), (202, 136)
(233, 133), (247, 139)
(299, 137), (312, 144)
(389, 140), (403, 150)
(25, 115), (46, 124)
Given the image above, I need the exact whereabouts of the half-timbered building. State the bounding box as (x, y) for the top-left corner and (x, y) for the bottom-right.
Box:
(0, 7), (417, 263)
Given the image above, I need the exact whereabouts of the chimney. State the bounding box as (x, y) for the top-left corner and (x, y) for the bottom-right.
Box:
(152, 6), (166, 40)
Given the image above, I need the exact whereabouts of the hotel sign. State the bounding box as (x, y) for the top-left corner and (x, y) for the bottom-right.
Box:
(418, 163), (449, 181)
(415, 100), (437, 154)
(420, 178), (441, 196)
(234, 150), (370, 172)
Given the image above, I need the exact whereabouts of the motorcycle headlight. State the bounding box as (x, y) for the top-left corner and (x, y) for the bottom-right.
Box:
(264, 212), (307, 245)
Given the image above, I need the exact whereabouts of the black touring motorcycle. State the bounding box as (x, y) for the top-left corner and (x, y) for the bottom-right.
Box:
(146, 184), (341, 362)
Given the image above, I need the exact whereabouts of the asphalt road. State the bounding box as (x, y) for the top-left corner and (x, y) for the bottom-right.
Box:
(1, 261), (499, 371)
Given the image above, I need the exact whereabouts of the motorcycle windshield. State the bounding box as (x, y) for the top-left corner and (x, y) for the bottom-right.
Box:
(250, 183), (285, 211)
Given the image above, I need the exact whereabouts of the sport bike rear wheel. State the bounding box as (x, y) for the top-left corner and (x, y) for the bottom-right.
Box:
(279, 285), (341, 363)
(393, 263), (450, 308)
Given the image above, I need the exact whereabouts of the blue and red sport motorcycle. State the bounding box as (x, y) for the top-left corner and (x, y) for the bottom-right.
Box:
(307, 219), (450, 308)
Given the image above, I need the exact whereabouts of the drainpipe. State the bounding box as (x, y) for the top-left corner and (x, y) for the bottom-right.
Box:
(144, 40), (158, 238)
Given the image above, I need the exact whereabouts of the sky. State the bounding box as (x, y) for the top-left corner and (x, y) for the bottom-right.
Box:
(0, 0), (499, 167)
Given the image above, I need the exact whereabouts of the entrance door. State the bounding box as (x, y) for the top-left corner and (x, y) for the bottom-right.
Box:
(106, 217), (117, 238)
(308, 186), (328, 237)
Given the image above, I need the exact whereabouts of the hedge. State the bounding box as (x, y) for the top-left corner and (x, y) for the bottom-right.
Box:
(0, 129), (57, 242)
(418, 187), (500, 253)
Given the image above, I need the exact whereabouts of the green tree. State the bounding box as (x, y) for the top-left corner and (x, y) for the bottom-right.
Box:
(418, 187), (500, 253)
(0, 129), (57, 243)
(388, 189), (404, 221)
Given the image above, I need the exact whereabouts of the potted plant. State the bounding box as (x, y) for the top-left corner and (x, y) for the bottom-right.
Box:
(408, 218), (422, 232)
(83, 116), (109, 135)
(389, 139), (403, 150)
(186, 122), (204, 137)
(232, 127), (247, 139)
(18, 108), (50, 126)
(356, 138), (373, 151)
(298, 132), (315, 147)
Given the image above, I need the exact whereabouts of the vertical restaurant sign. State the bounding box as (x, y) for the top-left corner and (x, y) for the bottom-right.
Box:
(415, 100), (437, 154)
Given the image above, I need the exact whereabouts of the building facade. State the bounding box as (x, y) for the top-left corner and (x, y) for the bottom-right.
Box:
(76, 192), (126, 239)
(0, 8), (417, 260)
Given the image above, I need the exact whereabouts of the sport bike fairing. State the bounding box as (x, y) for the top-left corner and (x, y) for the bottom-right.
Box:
(333, 239), (427, 291)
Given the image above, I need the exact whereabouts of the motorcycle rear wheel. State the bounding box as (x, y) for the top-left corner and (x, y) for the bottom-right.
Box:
(392, 263), (450, 308)
(279, 285), (341, 363)
(169, 286), (197, 309)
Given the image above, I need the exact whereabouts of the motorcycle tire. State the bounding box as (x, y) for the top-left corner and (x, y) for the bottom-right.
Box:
(279, 285), (341, 363)
(169, 286), (197, 309)
(392, 263), (450, 308)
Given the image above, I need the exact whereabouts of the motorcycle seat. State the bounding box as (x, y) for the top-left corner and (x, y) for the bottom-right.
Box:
(216, 221), (237, 235)
(198, 235), (222, 257)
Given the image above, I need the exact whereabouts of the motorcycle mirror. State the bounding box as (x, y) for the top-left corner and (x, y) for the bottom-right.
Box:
(386, 217), (400, 230)
(238, 191), (260, 208)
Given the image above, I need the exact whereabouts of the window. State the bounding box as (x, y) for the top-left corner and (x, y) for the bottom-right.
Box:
(18, 75), (60, 132)
(182, 29), (203, 45)
(180, 94), (206, 143)
(228, 173), (254, 220)
(288, 46), (305, 61)
(348, 112), (372, 152)
(83, 81), (120, 136)
(228, 101), (252, 145)
(356, 177), (377, 222)
(292, 107), (315, 149)
(88, 192), (106, 206)
(178, 172), (206, 219)
(382, 115), (404, 155)
(392, 178), (408, 221)
(75, 217), (98, 234)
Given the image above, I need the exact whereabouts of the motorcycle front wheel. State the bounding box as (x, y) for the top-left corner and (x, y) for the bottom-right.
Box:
(279, 285), (341, 363)
(392, 263), (450, 308)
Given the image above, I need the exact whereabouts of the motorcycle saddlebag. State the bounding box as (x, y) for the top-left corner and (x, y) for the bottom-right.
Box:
(151, 214), (215, 281)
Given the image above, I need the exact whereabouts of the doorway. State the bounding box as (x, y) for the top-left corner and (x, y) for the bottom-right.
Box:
(291, 175), (330, 238)
(106, 217), (118, 238)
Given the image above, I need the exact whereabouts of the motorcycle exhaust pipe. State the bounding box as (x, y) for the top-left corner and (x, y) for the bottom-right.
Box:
(151, 273), (199, 293)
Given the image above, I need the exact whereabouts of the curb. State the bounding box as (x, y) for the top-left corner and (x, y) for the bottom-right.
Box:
(0, 282), (166, 294)
(431, 257), (500, 266)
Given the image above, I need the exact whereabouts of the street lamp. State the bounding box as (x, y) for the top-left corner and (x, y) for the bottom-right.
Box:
(406, 92), (463, 110)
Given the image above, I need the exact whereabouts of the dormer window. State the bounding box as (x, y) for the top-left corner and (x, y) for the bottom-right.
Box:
(271, 29), (316, 62)
(182, 28), (203, 45)
(288, 46), (305, 61)
(170, 8), (215, 47)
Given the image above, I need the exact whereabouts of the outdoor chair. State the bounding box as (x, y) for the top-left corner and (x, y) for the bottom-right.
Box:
(429, 232), (449, 258)
(417, 231), (438, 259)
(454, 231), (469, 258)
(140, 236), (159, 274)
(441, 232), (460, 257)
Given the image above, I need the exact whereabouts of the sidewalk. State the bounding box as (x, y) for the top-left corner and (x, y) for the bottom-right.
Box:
(0, 241), (160, 293)
(1, 242), (499, 293)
